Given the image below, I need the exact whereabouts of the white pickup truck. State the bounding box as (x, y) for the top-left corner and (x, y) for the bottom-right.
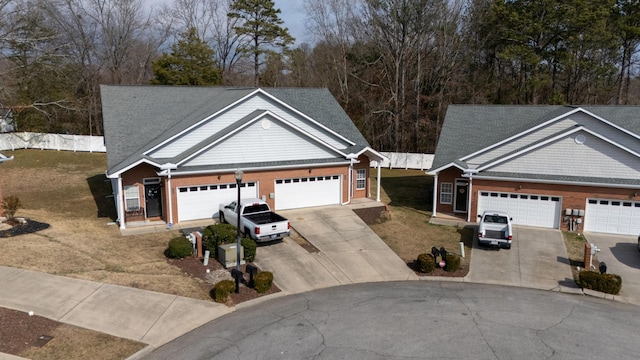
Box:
(218, 198), (290, 243)
(477, 210), (513, 249)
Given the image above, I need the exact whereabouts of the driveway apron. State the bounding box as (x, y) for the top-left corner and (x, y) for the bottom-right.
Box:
(583, 232), (640, 305)
(254, 205), (417, 295)
(466, 226), (575, 290)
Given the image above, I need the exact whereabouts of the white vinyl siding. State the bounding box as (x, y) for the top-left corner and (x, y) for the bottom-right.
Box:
(275, 175), (341, 210)
(356, 169), (366, 190)
(584, 199), (640, 235)
(124, 186), (140, 211)
(182, 118), (338, 167)
(440, 183), (453, 204)
(489, 132), (640, 180)
(149, 93), (350, 158)
(467, 112), (640, 167)
(477, 191), (561, 228)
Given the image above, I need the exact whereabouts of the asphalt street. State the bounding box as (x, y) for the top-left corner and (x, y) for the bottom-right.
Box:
(142, 281), (640, 360)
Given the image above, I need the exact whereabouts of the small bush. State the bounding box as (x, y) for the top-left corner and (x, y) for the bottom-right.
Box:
(202, 223), (237, 258)
(165, 236), (193, 259)
(416, 253), (435, 273)
(578, 270), (622, 295)
(2, 195), (22, 219)
(255, 271), (273, 294)
(444, 254), (461, 272)
(242, 238), (257, 262)
(213, 280), (235, 303)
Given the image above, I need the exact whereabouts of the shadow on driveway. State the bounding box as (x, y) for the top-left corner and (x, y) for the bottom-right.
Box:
(608, 242), (640, 269)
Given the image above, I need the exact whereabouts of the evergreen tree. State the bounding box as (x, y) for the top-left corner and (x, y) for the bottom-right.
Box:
(228, 0), (294, 86)
(152, 28), (222, 86)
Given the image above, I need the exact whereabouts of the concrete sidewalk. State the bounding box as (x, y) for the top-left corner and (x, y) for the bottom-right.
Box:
(254, 205), (418, 295)
(0, 266), (231, 349)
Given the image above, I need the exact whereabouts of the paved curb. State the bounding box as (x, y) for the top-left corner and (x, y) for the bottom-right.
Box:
(124, 345), (155, 360)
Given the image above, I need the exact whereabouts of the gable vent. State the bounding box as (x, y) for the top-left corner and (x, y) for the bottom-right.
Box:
(574, 134), (586, 144)
(261, 119), (271, 129)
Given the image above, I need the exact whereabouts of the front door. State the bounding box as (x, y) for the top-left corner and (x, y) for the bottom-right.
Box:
(145, 183), (163, 218)
(454, 180), (469, 213)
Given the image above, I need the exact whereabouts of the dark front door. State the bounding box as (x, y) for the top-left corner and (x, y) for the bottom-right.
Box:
(454, 180), (469, 213)
(145, 183), (163, 218)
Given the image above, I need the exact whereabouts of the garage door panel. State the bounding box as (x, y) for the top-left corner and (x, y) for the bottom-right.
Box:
(477, 191), (561, 229)
(177, 182), (258, 222)
(584, 199), (640, 235)
(275, 175), (341, 210)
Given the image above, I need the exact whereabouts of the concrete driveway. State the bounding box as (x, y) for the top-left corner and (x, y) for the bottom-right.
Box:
(466, 226), (576, 291)
(253, 205), (418, 295)
(583, 232), (640, 305)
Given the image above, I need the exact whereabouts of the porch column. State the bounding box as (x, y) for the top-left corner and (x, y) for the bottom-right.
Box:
(117, 176), (126, 229)
(432, 173), (438, 217)
(376, 162), (381, 202)
(167, 171), (174, 226)
(467, 175), (473, 222)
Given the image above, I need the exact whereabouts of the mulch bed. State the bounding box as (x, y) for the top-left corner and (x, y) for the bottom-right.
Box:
(166, 256), (280, 305)
(0, 218), (50, 237)
(407, 260), (470, 278)
(0, 308), (60, 355)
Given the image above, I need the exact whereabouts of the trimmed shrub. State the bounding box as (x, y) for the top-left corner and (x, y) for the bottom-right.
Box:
(202, 223), (237, 258)
(2, 196), (22, 219)
(444, 253), (461, 272)
(416, 253), (436, 273)
(165, 236), (193, 259)
(213, 280), (235, 303)
(578, 270), (622, 295)
(242, 238), (257, 262)
(255, 271), (273, 294)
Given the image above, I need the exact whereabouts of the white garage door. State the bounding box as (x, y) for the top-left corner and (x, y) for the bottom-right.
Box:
(477, 191), (562, 228)
(275, 175), (341, 210)
(584, 199), (640, 235)
(177, 182), (258, 222)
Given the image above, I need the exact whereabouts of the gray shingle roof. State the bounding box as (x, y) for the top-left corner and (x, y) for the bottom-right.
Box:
(431, 105), (640, 171)
(101, 86), (370, 175)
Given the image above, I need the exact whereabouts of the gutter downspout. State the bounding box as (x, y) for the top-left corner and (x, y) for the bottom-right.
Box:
(117, 176), (126, 229)
(432, 173), (438, 217)
(376, 162), (381, 202)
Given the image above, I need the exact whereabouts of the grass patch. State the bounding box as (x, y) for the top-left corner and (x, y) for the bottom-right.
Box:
(370, 169), (472, 269)
(563, 231), (588, 280)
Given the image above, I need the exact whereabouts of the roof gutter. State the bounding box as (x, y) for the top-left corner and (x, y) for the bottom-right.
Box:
(465, 174), (640, 189)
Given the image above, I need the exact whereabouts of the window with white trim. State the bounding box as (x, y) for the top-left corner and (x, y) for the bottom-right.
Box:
(124, 186), (140, 211)
(356, 169), (366, 190)
(440, 183), (453, 204)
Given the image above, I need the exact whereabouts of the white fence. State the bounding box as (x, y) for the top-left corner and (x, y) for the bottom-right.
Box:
(0, 132), (106, 152)
(371, 152), (434, 170)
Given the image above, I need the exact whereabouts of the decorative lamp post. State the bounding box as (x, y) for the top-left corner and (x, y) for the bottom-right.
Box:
(234, 168), (243, 272)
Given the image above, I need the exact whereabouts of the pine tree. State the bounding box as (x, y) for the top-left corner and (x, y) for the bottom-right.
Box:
(152, 28), (222, 86)
(228, 0), (294, 86)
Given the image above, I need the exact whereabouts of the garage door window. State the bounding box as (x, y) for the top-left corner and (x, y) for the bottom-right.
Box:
(124, 186), (140, 211)
(356, 169), (366, 190)
(440, 183), (453, 204)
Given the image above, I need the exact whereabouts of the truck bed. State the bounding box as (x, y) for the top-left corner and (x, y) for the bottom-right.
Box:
(244, 211), (287, 225)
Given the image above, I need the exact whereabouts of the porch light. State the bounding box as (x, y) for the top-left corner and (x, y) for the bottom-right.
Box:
(234, 168), (243, 293)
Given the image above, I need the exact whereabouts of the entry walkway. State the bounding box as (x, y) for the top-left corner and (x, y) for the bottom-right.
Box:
(254, 205), (418, 295)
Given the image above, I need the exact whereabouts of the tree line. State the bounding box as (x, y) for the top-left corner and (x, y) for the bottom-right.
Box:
(0, 0), (639, 153)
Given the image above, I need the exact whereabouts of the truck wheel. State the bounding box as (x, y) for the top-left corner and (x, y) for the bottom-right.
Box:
(243, 227), (250, 238)
(219, 213), (225, 224)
